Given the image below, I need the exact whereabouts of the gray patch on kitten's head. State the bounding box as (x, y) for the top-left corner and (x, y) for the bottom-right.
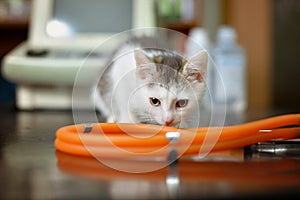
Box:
(146, 49), (186, 88)
(135, 48), (207, 89)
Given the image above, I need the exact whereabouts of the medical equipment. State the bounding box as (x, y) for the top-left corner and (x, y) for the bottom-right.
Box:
(55, 114), (300, 160)
(2, 0), (156, 110)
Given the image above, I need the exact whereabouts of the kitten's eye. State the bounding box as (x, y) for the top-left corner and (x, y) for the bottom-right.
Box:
(149, 97), (161, 107)
(176, 99), (188, 108)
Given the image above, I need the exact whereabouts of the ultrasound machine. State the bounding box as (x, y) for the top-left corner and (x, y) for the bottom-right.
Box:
(2, 0), (155, 110)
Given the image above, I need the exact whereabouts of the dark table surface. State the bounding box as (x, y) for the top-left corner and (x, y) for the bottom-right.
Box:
(1, 104), (300, 200)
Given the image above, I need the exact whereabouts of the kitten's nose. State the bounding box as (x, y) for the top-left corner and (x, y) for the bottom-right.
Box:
(165, 119), (174, 126)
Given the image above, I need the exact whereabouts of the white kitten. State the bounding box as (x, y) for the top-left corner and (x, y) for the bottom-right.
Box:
(93, 36), (208, 127)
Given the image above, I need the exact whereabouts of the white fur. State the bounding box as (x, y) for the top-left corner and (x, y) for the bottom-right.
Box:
(94, 44), (207, 127)
(94, 45), (137, 122)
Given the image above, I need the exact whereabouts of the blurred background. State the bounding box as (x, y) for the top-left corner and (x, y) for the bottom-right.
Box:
(0, 0), (299, 111)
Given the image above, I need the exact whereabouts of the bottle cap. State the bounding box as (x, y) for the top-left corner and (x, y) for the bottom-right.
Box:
(217, 26), (237, 43)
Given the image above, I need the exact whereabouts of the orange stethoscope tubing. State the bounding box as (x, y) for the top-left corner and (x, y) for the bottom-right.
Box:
(55, 114), (300, 159)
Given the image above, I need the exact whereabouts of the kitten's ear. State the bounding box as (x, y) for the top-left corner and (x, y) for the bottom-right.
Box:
(183, 50), (208, 82)
(134, 49), (156, 81)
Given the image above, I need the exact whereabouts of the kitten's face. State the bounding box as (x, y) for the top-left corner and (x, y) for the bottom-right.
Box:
(138, 82), (203, 126)
(132, 49), (208, 127)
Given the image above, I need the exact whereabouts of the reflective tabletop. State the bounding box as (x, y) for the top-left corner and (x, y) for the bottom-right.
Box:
(1, 104), (300, 199)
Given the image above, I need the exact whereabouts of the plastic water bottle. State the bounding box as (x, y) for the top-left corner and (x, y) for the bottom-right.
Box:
(211, 26), (247, 112)
(186, 27), (210, 56)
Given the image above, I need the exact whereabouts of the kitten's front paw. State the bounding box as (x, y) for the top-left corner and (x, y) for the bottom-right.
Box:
(107, 116), (115, 123)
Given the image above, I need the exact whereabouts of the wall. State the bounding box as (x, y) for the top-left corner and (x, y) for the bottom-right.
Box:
(222, 0), (273, 109)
